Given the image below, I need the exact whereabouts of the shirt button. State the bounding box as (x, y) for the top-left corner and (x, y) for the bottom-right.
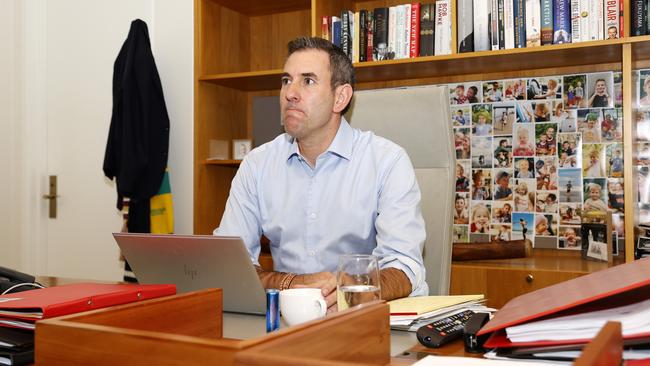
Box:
(309, 213), (317, 219)
(308, 250), (316, 256)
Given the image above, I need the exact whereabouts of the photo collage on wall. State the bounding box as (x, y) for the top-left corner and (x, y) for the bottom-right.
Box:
(451, 71), (625, 250)
(634, 69), (650, 259)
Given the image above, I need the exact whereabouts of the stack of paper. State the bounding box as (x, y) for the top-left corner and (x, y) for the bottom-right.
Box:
(388, 295), (492, 331)
(506, 298), (650, 342)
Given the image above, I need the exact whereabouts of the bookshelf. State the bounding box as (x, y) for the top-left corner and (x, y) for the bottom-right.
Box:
(195, 0), (642, 303)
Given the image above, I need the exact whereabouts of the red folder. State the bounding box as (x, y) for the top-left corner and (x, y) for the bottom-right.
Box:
(477, 257), (650, 347)
(0, 283), (176, 321)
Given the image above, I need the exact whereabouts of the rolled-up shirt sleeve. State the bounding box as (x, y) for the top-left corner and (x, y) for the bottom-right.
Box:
(372, 148), (428, 296)
(213, 155), (263, 266)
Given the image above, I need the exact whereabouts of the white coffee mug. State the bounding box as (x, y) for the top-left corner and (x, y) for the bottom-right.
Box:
(279, 288), (327, 326)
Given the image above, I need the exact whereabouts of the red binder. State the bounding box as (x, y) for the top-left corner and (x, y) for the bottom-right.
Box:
(477, 257), (650, 348)
(0, 283), (176, 321)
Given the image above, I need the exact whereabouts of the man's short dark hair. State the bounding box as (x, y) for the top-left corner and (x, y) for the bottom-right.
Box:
(287, 36), (355, 113)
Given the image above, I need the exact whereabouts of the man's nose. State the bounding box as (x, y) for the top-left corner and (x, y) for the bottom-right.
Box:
(285, 82), (300, 102)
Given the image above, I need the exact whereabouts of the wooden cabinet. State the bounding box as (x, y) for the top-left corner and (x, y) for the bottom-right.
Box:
(195, 0), (642, 300)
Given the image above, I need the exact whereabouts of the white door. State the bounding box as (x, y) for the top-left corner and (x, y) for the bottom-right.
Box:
(39, 1), (152, 281)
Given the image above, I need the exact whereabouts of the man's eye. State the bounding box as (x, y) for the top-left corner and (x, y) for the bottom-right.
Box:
(281, 77), (291, 86)
(304, 78), (315, 85)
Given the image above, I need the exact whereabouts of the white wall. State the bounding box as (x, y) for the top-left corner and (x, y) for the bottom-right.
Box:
(0, 0), (193, 278)
(0, 0), (19, 268)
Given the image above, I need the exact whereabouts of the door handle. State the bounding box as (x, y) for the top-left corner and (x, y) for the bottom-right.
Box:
(42, 175), (59, 218)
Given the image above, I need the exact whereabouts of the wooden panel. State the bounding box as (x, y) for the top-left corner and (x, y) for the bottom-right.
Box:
(195, 165), (238, 234)
(250, 10), (312, 71)
(450, 265), (586, 308)
(211, 0), (311, 16)
(574, 322), (623, 366)
(35, 290), (244, 366)
(199, 0), (251, 75)
(238, 302), (390, 365)
(235, 354), (379, 366)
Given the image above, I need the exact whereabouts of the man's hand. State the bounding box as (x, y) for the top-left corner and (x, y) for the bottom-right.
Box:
(291, 272), (337, 313)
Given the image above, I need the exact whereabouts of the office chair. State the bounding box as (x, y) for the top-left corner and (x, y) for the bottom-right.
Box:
(347, 85), (455, 295)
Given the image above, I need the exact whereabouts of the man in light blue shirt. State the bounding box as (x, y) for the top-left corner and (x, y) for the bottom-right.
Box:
(215, 37), (427, 311)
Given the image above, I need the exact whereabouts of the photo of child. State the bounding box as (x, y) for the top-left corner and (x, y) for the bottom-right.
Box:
(453, 225), (469, 243)
(530, 77), (562, 99)
(600, 108), (622, 142)
(553, 102), (577, 133)
(491, 224), (512, 241)
(578, 109), (602, 143)
(494, 137), (512, 168)
(558, 226), (582, 249)
(536, 191), (558, 214)
(452, 106), (471, 126)
(639, 70), (650, 107)
(483, 81), (504, 102)
(513, 124), (535, 156)
(607, 178), (624, 213)
(587, 72), (614, 108)
(559, 169), (583, 202)
(472, 169), (492, 201)
(515, 101), (535, 122)
(636, 110), (650, 142)
(455, 161), (470, 192)
(557, 133), (581, 158)
(514, 157), (535, 178)
(583, 179), (608, 214)
(472, 104), (493, 136)
(454, 128), (471, 159)
(450, 84), (469, 104)
(635, 142), (650, 166)
(513, 179), (536, 212)
(614, 72), (623, 107)
(470, 203), (492, 233)
(512, 212), (535, 241)
(535, 157), (558, 190)
(559, 203), (582, 225)
(582, 144), (605, 178)
(493, 170), (513, 200)
(606, 143), (623, 178)
(493, 105), (516, 135)
(532, 101), (551, 122)
(563, 75), (587, 109)
(503, 79), (527, 100)
(535, 214), (557, 236)
(535, 123), (557, 156)
(454, 193), (470, 224)
(492, 201), (513, 223)
(466, 82), (482, 103)
(613, 214), (624, 238)
(471, 136), (493, 168)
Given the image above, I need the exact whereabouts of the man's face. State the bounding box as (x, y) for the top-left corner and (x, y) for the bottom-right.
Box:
(280, 49), (336, 140)
(608, 27), (617, 39)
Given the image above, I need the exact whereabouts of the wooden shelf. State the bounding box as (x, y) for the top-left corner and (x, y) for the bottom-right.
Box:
(204, 159), (242, 167)
(198, 37), (650, 91)
(209, 0), (311, 16)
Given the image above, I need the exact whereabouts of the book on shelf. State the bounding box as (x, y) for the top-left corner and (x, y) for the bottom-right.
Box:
(457, 0), (473, 53)
(490, 0), (500, 50)
(373, 8), (389, 61)
(434, 0), (451, 55)
(331, 16), (341, 48)
(341, 10), (351, 58)
(474, 0), (490, 51)
(402, 4), (412, 59)
(540, 0), (553, 44)
(353, 11), (360, 63)
(591, 0), (604, 41)
(420, 3), (435, 56)
(553, 0), (571, 44)
(570, 0), (581, 43)
(631, 0), (646, 36)
(366, 11), (374, 60)
(410, 3), (421, 58)
(359, 10), (367, 62)
(498, 0), (506, 49)
(513, 0), (526, 48)
(388, 6), (397, 59)
(525, 0), (541, 47)
(321, 16), (330, 41)
(605, 0), (622, 39)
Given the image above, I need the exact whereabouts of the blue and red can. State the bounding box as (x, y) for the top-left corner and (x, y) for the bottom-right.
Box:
(266, 289), (280, 332)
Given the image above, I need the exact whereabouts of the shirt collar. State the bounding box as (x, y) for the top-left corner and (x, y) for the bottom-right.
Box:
(286, 117), (354, 161)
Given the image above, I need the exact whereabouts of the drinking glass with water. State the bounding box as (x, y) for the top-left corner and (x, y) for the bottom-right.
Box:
(336, 254), (381, 311)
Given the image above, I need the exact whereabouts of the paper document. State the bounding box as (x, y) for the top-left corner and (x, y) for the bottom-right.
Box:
(506, 298), (650, 342)
(413, 355), (553, 365)
(388, 294), (484, 315)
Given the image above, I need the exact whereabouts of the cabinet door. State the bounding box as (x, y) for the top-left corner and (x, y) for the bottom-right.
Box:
(450, 265), (585, 308)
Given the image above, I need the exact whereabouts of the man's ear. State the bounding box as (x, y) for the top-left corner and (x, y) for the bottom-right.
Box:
(332, 84), (353, 114)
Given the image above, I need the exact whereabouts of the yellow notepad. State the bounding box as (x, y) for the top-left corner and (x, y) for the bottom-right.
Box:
(388, 295), (484, 315)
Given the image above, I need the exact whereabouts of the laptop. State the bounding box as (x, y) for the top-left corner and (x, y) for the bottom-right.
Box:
(113, 233), (266, 315)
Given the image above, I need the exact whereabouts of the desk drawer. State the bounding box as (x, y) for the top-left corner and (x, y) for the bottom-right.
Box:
(450, 265), (585, 308)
